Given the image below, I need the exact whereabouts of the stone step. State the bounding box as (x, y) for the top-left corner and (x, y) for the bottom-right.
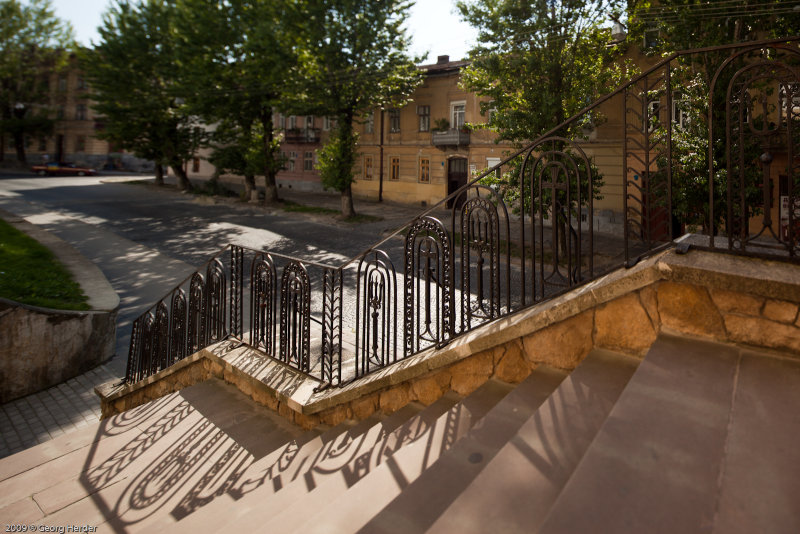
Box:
(149, 401), (426, 533)
(426, 349), (640, 534)
(710, 349), (800, 534)
(537, 334), (741, 534)
(0, 378), (315, 530)
(265, 378), (518, 533)
(354, 364), (570, 534)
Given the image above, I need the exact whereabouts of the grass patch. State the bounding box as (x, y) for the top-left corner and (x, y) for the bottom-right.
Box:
(343, 213), (383, 223)
(0, 219), (89, 310)
(281, 200), (340, 215)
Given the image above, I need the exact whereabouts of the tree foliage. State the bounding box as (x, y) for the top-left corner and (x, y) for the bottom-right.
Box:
(174, 0), (300, 202)
(457, 0), (627, 144)
(628, 0), (800, 56)
(0, 0), (72, 163)
(81, 0), (204, 190)
(628, 1), (800, 233)
(297, 0), (422, 216)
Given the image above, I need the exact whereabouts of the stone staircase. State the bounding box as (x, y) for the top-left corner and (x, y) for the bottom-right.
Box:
(1, 334), (799, 533)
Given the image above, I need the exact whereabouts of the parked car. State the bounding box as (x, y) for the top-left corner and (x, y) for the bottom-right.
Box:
(31, 162), (97, 176)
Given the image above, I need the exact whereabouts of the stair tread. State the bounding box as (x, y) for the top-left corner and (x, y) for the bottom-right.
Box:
(427, 348), (639, 534)
(355, 364), (569, 534)
(0, 378), (311, 529)
(712, 350), (800, 534)
(272, 379), (516, 534)
(538, 334), (740, 534)
(153, 402), (425, 533)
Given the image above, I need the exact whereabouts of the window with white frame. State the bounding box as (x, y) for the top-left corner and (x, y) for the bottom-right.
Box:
(364, 155), (374, 180)
(287, 150), (297, 171)
(646, 100), (659, 132)
(487, 102), (497, 124)
(417, 105), (430, 132)
(779, 83), (799, 125)
(306, 116), (314, 129)
(288, 115), (296, 129)
(672, 93), (689, 129)
(304, 151), (313, 171)
(419, 158), (430, 183)
(323, 117), (332, 131)
(389, 109), (400, 133)
(278, 114), (286, 129)
(364, 112), (374, 134)
(451, 101), (466, 130)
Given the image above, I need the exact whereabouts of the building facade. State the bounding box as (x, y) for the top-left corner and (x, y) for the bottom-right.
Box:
(1, 55), (152, 172)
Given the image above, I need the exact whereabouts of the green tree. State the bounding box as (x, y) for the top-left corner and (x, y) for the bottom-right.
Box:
(0, 0), (72, 163)
(628, 0), (800, 57)
(458, 0), (620, 255)
(628, 1), (800, 234)
(298, 0), (422, 217)
(81, 0), (203, 190)
(174, 0), (300, 203)
(457, 0), (626, 144)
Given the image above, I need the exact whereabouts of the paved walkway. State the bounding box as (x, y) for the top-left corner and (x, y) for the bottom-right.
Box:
(0, 188), (195, 459)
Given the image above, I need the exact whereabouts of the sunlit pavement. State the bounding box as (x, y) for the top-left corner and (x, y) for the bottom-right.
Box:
(0, 172), (422, 458)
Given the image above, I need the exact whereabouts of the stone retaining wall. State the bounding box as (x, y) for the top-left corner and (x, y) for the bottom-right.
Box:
(98, 248), (800, 427)
(0, 210), (119, 403)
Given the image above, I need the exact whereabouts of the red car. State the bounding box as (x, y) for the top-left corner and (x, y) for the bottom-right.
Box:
(31, 162), (97, 176)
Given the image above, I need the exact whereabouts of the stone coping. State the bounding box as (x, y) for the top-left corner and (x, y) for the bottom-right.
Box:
(99, 246), (800, 418)
(0, 208), (119, 312)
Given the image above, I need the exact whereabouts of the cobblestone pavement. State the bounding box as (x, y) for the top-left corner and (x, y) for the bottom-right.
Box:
(0, 366), (118, 458)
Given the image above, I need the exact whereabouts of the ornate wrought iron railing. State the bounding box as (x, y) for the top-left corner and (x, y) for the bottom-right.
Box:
(126, 37), (800, 388)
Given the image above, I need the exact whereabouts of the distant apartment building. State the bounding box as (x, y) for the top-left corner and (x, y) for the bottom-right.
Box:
(1, 54), (151, 171)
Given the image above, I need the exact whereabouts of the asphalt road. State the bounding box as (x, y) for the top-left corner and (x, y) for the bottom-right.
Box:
(0, 172), (417, 375)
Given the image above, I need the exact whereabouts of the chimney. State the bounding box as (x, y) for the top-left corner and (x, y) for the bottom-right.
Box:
(437, 55), (449, 64)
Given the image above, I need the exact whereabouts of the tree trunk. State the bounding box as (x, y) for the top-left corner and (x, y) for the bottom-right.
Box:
(341, 183), (356, 218)
(244, 173), (257, 202)
(13, 132), (26, 163)
(260, 109), (280, 204)
(154, 163), (164, 186)
(172, 163), (191, 191)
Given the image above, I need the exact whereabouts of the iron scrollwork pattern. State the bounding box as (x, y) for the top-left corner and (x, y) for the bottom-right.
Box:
(404, 216), (453, 357)
(138, 312), (155, 383)
(280, 261), (311, 373)
(169, 289), (187, 366)
(622, 66), (674, 262)
(523, 138), (593, 301)
(356, 250), (397, 377)
(454, 186), (510, 333)
(711, 46), (800, 255)
(230, 245), (244, 340)
(126, 318), (142, 383)
(152, 301), (170, 375)
(321, 267), (343, 386)
(250, 253), (278, 358)
(187, 272), (206, 353)
(206, 259), (227, 343)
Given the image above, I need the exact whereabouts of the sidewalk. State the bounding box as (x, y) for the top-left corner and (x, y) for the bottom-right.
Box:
(0, 194), (195, 459)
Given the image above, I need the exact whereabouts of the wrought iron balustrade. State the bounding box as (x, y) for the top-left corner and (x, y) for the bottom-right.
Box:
(127, 37), (800, 388)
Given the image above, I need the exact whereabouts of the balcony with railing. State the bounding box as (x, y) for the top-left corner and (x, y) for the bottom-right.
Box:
(284, 128), (320, 144)
(432, 128), (470, 147)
